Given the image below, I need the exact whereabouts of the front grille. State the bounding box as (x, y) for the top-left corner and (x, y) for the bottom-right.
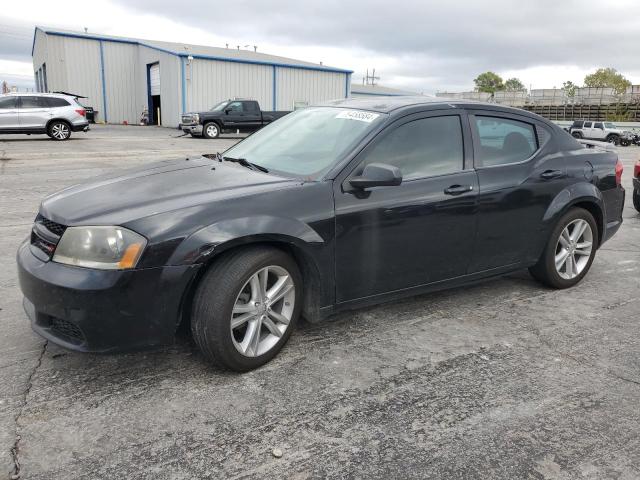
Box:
(35, 214), (66, 236)
(31, 231), (57, 256)
(31, 214), (67, 258)
(50, 317), (85, 343)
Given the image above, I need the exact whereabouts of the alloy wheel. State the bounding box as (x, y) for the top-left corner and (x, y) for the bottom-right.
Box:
(51, 123), (70, 140)
(554, 219), (593, 280)
(230, 265), (295, 357)
(206, 124), (218, 137)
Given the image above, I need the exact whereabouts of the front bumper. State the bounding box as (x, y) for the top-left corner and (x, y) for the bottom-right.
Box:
(71, 122), (90, 132)
(182, 124), (203, 136)
(17, 240), (200, 352)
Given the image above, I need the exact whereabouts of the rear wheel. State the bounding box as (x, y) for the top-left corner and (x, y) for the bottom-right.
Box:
(529, 208), (597, 289)
(203, 122), (220, 139)
(571, 131), (583, 139)
(191, 247), (302, 371)
(633, 189), (640, 213)
(48, 121), (71, 141)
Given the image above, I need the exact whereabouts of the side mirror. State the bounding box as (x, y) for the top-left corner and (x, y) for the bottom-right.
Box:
(224, 108), (231, 114)
(349, 163), (402, 190)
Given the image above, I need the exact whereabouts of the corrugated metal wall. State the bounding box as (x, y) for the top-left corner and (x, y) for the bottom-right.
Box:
(33, 30), (351, 128)
(137, 46), (181, 127)
(187, 59), (272, 112)
(275, 68), (346, 110)
(103, 42), (139, 124)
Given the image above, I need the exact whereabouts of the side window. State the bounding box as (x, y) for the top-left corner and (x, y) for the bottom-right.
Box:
(19, 96), (48, 109)
(594, 122), (603, 129)
(244, 102), (259, 112)
(227, 101), (243, 112)
(45, 97), (71, 108)
(0, 97), (17, 109)
(473, 116), (537, 167)
(572, 120), (583, 128)
(583, 121), (592, 128)
(359, 115), (464, 180)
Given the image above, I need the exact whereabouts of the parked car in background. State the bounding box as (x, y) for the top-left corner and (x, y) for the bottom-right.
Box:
(633, 159), (640, 212)
(0, 93), (89, 140)
(569, 120), (628, 144)
(17, 97), (625, 371)
(180, 99), (288, 138)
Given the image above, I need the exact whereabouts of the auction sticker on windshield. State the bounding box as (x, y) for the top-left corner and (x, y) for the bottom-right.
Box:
(335, 110), (380, 123)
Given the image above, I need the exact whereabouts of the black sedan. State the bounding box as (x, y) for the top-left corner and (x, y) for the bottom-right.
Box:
(17, 97), (625, 371)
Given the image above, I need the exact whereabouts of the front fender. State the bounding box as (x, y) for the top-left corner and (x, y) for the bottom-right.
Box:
(167, 215), (325, 265)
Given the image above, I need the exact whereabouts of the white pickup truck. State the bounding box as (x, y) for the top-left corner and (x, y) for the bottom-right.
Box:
(568, 120), (627, 144)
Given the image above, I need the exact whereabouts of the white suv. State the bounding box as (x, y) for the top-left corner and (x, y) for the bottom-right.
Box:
(569, 120), (627, 144)
(0, 93), (89, 141)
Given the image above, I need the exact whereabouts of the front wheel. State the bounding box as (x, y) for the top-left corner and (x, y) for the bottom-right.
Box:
(633, 190), (640, 213)
(529, 208), (597, 289)
(48, 121), (71, 141)
(191, 247), (302, 371)
(607, 134), (620, 145)
(202, 122), (220, 139)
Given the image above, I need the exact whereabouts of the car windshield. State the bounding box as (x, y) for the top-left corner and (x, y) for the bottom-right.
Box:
(210, 101), (228, 111)
(223, 107), (386, 178)
(604, 122), (616, 129)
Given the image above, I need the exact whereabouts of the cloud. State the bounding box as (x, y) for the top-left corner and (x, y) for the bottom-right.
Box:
(3, 0), (640, 92)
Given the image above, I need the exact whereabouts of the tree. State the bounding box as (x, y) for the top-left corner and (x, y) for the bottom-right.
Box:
(562, 80), (577, 97)
(504, 78), (526, 92)
(474, 71), (504, 94)
(583, 68), (631, 94)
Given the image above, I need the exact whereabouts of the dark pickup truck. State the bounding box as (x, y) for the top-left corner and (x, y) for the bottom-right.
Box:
(181, 99), (289, 138)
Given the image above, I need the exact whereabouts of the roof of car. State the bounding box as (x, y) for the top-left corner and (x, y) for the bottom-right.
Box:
(2, 92), (73, 98)
(322, 95), (535, 116)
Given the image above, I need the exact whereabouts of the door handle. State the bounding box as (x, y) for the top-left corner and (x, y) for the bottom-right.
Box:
(444, 184), (474, 196)
(540, 169), (563, 180)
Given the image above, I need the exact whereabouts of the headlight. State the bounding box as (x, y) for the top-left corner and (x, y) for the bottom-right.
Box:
(193, 113), (199, 123)
(53, 226), (147, 270)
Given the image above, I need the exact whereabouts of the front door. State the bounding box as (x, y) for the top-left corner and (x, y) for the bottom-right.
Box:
(467, 111), (572, 272)
(334, 111), (478, 302)
(0, 96), (19, 129)
(592, 122), (606, 140)
(17, 96), (51, 129)
(224, 101), (246, 131)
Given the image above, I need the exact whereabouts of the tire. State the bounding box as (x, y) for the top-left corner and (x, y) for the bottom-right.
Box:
(529, 208), (598, 289)
(202, 122), (220, 139)
(633, 189), (640, 213)
(47, 120), (71, 141)
(606, 134), (620, 145)
(191, 246), (302, 371)
(571, 131), (583, 139)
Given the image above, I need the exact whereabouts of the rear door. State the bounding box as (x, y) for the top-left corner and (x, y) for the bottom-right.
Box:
(592, 122), (606, 140)
(0, 96), (19, 129)
(241, 101), (263, 131)
(467, 111), (571, 272)
(17, 96), (51, 129)
(582, 121), (593, 139)
(334, 110), (479, 302)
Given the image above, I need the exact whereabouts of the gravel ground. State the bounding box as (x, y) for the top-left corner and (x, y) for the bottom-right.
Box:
(1, 125), (639, 479)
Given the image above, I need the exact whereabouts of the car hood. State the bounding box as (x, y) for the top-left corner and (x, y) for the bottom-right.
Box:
(40, 156), (297, 226)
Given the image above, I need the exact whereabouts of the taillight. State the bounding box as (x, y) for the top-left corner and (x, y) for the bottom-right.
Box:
(634, 160), (640, 179)
(615, 159), (623, 186)
(75, 109), (86, 117)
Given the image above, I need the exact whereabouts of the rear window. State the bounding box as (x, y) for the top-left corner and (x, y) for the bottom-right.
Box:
(45, 97), (71, 108)
(473, 116), (538, 167)
(19, 96), (48, 108)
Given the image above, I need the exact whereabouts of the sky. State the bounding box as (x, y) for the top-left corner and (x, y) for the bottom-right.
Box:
(2, 0), (640, 93)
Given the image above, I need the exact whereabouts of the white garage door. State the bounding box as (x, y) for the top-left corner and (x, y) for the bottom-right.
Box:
(149, 64), (160, 96)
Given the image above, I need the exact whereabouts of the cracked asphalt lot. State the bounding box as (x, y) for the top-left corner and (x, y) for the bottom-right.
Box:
(1, 126), (639, 479)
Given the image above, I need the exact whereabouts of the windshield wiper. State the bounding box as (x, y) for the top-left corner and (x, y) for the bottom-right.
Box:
(222, 156), (269, 173)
